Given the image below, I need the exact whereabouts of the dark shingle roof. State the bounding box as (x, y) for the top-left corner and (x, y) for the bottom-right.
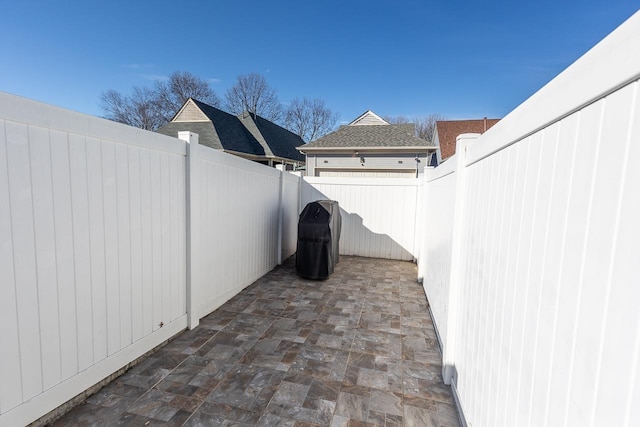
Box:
(302, 123), (432, 149)
(157, 99), (305, 162)
(249, 115), (305, 162)
(157, 100), (265, 155)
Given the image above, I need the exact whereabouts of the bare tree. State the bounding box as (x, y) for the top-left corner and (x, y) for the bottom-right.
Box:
(100, 89), (129, 124)
(224, 73), (282, 122)
(100, 71), (219, 130)
(383, 113), (446, 142)
(414, 113), (446, 142)
(382, 115), (410, 124)
(284, 98), (339, 142)
(154, 71), (220, 122)
(100, 87), (164, 131)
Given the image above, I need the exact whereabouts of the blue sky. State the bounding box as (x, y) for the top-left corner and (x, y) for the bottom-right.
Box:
(0, 1), (637, 124)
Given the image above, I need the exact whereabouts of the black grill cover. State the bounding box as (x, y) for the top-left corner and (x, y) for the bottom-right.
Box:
(296, 200), (342, 279)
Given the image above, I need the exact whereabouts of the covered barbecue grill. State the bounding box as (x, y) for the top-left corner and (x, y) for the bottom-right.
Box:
(296, 200), (342, 279)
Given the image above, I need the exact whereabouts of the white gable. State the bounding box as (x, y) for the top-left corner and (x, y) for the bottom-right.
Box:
(173, 99), (209, 122)
(349, 110), (389, 126)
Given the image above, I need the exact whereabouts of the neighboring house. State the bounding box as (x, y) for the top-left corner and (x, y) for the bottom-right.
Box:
(297, 110), (437, 178)
(433, 118), (500, 162)
(157, 98), (305, 169)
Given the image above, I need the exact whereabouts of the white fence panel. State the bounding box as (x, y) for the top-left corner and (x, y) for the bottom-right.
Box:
(421, 11), (640, 427)
(420, 160), (457, 349)
(301, 176), (420, 261)
(191, 145), (283, 321)
(0, 119), (22, 413)
(0, 93), (188, 426)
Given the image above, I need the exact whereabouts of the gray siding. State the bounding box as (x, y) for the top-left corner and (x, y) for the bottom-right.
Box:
(306, 152), (429, 177)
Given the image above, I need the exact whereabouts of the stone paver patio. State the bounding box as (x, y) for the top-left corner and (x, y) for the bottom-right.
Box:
(51, 256), (460, 426)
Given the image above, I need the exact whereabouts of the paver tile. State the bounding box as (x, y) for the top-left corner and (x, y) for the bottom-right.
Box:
(50, 256), (460, 426)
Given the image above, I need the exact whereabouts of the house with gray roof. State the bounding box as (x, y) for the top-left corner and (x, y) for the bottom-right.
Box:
(157, 98), (305, 169)
(297, 110), (437, 178)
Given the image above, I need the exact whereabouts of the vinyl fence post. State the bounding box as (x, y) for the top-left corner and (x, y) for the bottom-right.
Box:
(413, 177), (424, 264)
(277, 170), (284, 265)
(417, 174), (428, 282)
(180, 131), (200, 330)
(443, 133), (478, 385)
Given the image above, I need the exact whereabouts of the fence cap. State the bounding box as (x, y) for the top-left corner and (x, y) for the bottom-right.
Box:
(178, 131), (199, 145)
(456, 133), (481, 142)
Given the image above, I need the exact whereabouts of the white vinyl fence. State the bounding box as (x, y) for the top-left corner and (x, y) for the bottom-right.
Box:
(188, 136), (299, 321)
(301, 176), (421, 261)
(420, 11), (640, 427)
(0, 95), (298, 426)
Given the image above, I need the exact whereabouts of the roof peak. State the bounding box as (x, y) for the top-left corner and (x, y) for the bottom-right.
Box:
(171, 98), (209, 122)
(349, 110), (389, 126)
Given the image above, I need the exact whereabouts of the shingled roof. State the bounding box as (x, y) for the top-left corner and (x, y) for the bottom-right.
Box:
(157, 99), (304, 163)
(434, 118), (500, 160)
(239, 113), (305, 161)
(301, 123), (433, 150)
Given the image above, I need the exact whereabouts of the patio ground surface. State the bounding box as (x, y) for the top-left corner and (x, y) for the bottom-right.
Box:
(51, 256), (460, 426)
